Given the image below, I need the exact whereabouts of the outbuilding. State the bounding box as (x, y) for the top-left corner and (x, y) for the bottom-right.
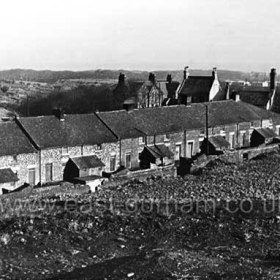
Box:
(63, 155), (105, 191)
(250, 128), (279, 147)
(0, 168), (19, 194)
(201, 135), (230, 155)
(139, 144), (174, 169)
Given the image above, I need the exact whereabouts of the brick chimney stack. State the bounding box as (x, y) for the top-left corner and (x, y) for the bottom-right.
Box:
(183, 66), (189, 80)
(148, 73), (156, 84)
(118, 73), (126, 85)
(212, 67), (218, 80)
(270, 68), (276, 91)
(166, 74), (172, 84)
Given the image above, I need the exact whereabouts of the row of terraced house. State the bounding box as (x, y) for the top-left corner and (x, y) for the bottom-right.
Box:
(0, 99), (280, 194)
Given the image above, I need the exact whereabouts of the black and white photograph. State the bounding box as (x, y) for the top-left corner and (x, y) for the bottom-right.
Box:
(1, 0), (280, 279)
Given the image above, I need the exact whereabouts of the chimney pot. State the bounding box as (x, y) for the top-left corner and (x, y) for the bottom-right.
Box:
(148, 73), (156, 84)
(166, 74), (172, 83)
(212, 67), (218, 80)
(184, 66), (190, 79)
(118, 73), (126, 84)
(270, 68), (276, 91)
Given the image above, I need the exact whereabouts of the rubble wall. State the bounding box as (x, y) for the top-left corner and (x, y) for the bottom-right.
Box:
(40, 142), (120, 183)
(0, 153), (38, 187)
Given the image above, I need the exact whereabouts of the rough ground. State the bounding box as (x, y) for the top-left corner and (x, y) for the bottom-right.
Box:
(2, 153), (280, 279)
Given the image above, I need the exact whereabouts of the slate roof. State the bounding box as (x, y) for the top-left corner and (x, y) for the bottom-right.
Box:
(162, 98), (178, 106)
(18, 114), (118, 149)
(71, 155), (105, 169)
(192, 100), (280, 127)
(253, 128), (278, 139)
(128, 100), (280, 135)
(177, 76), (214, 98)
(129, 105), (204, 135)
(145, 144), (173, 159)
(270, 88), (280, 113)
(208, 136), (230, 149)
(137, 81), (164, 97)
(0, 121), (36, 156)
(97, 110), (144, 139)
(123, 97), (137, 105)
(166, 81), (180, 96)
(157, 81), (168, 97)
(0, 168), (19, 183)
(238, 87), (271, 108)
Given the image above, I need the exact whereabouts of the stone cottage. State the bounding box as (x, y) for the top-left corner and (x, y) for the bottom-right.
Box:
(0, 120), (37, 193)
(176, 67), (222, 104)
(137, 73), (164, 108)
(16, 110), (119, 185)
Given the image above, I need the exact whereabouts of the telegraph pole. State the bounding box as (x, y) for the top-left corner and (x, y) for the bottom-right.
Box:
(205, 104), (209, 155)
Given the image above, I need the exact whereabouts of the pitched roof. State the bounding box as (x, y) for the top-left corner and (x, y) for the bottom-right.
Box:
(71, 155), (105, 169)
(253, 128), (278, 139)
(0, 168), (19, 183)
(127, 100), (280, 135)
(208, 136), (230, 149)
(144, 144), (173, 158)
(18, 114), (117, 149)
(238, 87), (271, 108)
(0, 121), (36, 156)
(270, 88), (280, 113)
(177, 76), (214, 98)
(194, 100), (280, 127)
(129, 105), (204, 135)
(97, 110), (144, 139)
(166, 81), (180, 96)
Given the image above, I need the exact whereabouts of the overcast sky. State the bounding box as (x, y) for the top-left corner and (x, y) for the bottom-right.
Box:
(0, 0), (279, 72)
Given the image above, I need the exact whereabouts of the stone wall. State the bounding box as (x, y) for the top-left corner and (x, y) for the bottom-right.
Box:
(222, 144), (280, 163)
(40, 142), (120, 183)
(0, 153), (38, 187)
(120, 138), (141, 170)
(106, 165), (177, 187)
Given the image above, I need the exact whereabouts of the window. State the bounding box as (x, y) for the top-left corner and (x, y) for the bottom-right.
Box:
(96, 144), (102, 150)
(110, 155), (116, 172)
(240, 132), (246, 147)
(45, 163), (53, 182)
(229, 133), (235, 149)
(125, 153), (131, 169)
(175, 144), (181, 161)
(187, 141), (194, 158)
(62, 147), (68, 155)
(28, 168), (36, 185)
(139, 136), (145, 145)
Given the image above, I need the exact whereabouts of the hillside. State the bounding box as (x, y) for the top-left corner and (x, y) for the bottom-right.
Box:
(0, 68), (269, 83)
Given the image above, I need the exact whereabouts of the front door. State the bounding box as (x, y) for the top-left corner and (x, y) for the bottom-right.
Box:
(175, 144), (181, 161)
(45, 163), (53, 182)
(187, 141), (194, 158)
(28, 168), (36, 185)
